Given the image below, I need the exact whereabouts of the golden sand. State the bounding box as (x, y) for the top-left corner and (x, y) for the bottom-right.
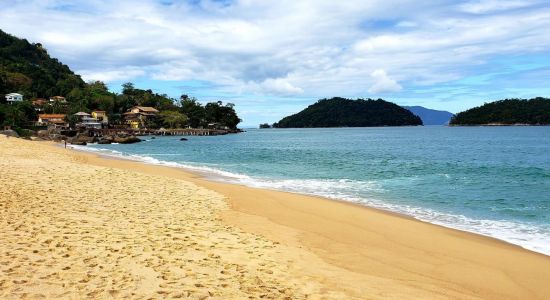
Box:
(1, 135), (550, 299)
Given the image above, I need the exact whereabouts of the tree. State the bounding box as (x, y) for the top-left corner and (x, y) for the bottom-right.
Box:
(180, 96), (205, 128)
(220, 102), (241, 129)
(64, 114), (80, 128)
(203, 101), (241, 129)
(159, 110), (189, 128)
(122, 82), (135, 95)
(3, 106), (25, 127)
(49, 100), (66, 114)
(2, 101), (35, 127)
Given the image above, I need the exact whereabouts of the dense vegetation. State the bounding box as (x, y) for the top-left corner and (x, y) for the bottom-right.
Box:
(450, 98), (550, 125)
(0, 29), (84, 98)
(273, 97), (423, 128)
(259, 123), (271, 129)
(0, 30), (241, 130)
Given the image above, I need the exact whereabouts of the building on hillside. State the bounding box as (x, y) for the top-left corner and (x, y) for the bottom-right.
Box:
(32, 98), (48, 112)
(91, 110), (109, 125)
(207, 123), (229, 130)
(74, 112), (91, 119)
(5, 93), (23, 104)
(49, 96), (67, 103)
(33, 98), (48, 105)
(73, 112), (102, 129)
(37, 114), (68, 128)
(80, 116), (102, 129)
(123, 106), (159, 129)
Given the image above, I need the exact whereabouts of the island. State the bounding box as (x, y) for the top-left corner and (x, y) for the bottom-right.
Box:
(273, 97), (423, 128)
(450, 97), (550, 125)
(259, 123), (272, 129)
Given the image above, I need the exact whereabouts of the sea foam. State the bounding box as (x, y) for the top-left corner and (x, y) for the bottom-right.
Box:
(72, 145), (550, 256)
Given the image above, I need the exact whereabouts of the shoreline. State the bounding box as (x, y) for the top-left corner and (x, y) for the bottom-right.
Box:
(3, 136), (550, 298)
(62, 142), (550, 298)
(72, 142), (549, 257)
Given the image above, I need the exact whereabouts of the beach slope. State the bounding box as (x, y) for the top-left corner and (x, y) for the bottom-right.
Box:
(1, 135), (550, 299)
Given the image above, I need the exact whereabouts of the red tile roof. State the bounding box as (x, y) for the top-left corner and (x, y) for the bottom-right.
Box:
(134, 106), (159, 113)
(39, 114), (66, 119)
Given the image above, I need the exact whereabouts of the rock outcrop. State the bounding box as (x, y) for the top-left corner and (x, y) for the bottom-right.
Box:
(113, 136), (141, 144)
(0, 130), (19, 138)
(69, 133), (97, 145)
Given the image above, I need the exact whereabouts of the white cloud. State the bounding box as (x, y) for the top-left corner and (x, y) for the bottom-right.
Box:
(0, 0), (549, 124)
(259, 78), (304, 95)
(243, 78), (304, 96)
(79, 67), (146, 82)
(459, 0), (537, 14)
(368, 69), (402, 93)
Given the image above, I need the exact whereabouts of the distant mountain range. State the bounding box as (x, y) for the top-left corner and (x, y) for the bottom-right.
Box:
(402, 106), (454, 125)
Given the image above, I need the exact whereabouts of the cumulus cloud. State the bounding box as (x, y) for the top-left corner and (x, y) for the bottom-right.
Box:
(243, 78), (303, 96)
(459, 0), (538, 14)
(0, 0), (549, 124)
(258, 78), (304, 95)
(79, 67), (146, 82)
(368, 69), (402, 93)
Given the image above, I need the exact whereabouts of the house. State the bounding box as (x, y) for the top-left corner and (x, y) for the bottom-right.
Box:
(73, 112), (102, 129)
(5, 93), (23, 104)
(207, 122), (229, 130)
(126, 106), (159, 115)
(91, 110), (109, 125)
(32, 98), (48, 112)
(49, 96), (67, 103)
(33, 98), (48, 105)
(37, 114), (67, 128)
(74, 112), (91, 119)
(123, 106), (159, 129)
(80, 116), (102, 129)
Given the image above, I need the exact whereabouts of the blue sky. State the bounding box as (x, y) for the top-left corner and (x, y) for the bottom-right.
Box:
(1, 0), (550, 126)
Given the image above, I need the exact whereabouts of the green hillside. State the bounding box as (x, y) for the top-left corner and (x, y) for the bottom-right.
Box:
(0, 29), (241, 131)
(0, 29), (85, 98)
(450, 98), (550, 125)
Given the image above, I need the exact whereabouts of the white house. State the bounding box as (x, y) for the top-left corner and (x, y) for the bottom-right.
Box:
(80, 116), (102, 129)
(5, 93), (23, 104)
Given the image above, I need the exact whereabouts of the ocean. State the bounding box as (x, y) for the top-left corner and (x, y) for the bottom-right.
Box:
(78, 126), (550, 255)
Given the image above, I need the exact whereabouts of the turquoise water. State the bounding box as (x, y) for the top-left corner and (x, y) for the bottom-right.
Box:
(82, 126), (550, 255)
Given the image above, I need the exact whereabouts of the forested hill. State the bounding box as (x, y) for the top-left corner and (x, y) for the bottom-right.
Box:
(273, 98), (423, 128)
(450, 98), (550, 125)
(0, 29), (84, 98)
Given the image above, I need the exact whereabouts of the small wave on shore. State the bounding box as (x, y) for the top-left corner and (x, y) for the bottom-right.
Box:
(72, 144), (550, 256)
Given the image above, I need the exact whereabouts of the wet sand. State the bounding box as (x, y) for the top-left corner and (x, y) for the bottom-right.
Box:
(1, 135), (550, 299)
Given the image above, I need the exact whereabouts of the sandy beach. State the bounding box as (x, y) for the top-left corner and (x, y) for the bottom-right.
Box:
(2, 135), (550, 299)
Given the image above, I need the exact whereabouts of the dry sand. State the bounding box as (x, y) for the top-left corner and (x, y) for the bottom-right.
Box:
(1, 135), (550, 299)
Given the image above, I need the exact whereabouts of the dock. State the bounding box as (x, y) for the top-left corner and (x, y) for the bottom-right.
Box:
(88, 128), (232, 137)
